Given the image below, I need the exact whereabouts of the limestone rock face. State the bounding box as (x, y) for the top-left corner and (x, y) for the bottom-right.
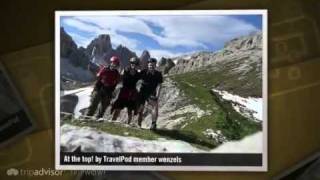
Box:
(60, 27), (90, 69)
(87, 35), (112, 55)
(60, 29), (139, 86)
(86, 34), (113, 65)
(224, 31), (262, 51)
(158, 57), (175, 74)
(139, 50), (151, 70)
(60, 27), (78, 58)
(60, 27), (93, 84)
(169, 32), (262, 75)
(114, 45), (137, 68)
(86, 35), (137, 68)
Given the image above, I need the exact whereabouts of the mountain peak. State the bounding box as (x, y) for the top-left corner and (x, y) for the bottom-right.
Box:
(169, 32), (262, 75)
(60, 27), (78, 57)
(114, 45), (137, 67)
(86, 34), (112, 62)
(224, 31), (262, 51)
(97, 34), (110, 39)
(115, 44), (127, 50)
(139, 50), (151, 70)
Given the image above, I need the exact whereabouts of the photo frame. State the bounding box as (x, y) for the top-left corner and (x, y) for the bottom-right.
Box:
(55, 10), (268, 171)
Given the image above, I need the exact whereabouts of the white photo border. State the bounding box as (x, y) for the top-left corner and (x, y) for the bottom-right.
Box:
(55, 10), (268, 171)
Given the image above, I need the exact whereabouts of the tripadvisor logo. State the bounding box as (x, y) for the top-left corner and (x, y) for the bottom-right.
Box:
(6, 168), (19, 176)
(6, 168), (63, 176)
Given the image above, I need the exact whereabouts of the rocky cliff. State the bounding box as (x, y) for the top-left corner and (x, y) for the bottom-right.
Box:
(85, 35), (137, 68)
(60, 28), (138, 86)
(139, 50), (151, 70)
(158, 57), (175, 74)
(114, 45), (137, 67)
(60, 27), (78, 58)
(60, 28), (93, 84)
(86, 34), (113, 64)
(169, 32), (262, 75)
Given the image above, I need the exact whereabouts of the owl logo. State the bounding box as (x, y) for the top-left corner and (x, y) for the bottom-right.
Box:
(6, 168), (19, 176)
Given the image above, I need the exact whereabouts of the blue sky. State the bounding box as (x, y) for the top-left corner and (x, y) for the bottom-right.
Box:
(61, 14), (262, 59)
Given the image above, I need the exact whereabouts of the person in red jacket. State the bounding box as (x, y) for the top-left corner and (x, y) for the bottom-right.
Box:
(86, 56), (120, 119)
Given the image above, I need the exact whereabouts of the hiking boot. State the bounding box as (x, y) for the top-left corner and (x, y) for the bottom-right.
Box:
(80, 115), (94, 121)
(150, 123), (157, 130)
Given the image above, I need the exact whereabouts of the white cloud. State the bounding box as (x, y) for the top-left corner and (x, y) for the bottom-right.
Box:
(62, 17), (140, 51)
(62, 15), (259, 54)
(74, 16), (153, 36)
(148, 49), (181, 59)
(65, 30), (93, 48)
(137, 15), (258, 48)
(74, 16), (208, 49)
(110, 34), (140, 52)
(63, 18), (104, 34)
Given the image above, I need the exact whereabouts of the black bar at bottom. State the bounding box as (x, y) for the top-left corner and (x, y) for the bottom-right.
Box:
(60, 152), (262, 166)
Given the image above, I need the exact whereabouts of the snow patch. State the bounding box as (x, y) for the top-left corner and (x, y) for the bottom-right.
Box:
(63, 86), (93, 96)
(60, 124), (262, 153)
(66, 86), (93, 118)
(212, 89), (263, 121)
(61, 124), (204, 153)
(211, 131), (263, 153)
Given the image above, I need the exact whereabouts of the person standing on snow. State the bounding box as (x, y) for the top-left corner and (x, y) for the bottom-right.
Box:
(86, 56), (121, 119)
(137, 58), (163, 130)
(111, 57), (141, 124)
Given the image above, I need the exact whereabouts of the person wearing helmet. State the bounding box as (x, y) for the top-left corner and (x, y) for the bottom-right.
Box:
(111, 57), (141, 124)
(137, 58), (163, 130)
(86, 56), (121, 119)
